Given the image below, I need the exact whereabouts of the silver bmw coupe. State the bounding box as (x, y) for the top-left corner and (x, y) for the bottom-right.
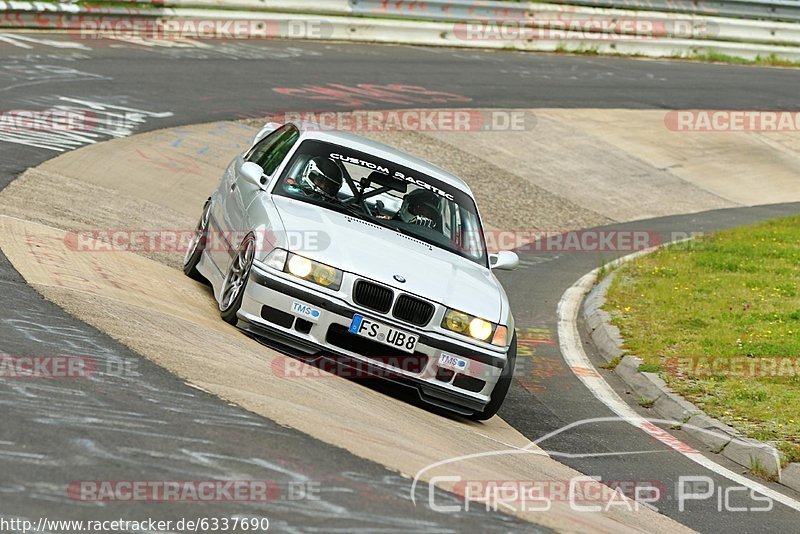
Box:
(184, 121), (519, 420)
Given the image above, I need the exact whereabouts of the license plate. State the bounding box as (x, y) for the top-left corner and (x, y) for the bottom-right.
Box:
(438, 353), (469, 372)
(348, 314), (418, 354)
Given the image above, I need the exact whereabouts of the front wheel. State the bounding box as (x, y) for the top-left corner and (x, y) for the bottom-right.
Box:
(469, 333), (517, 421)
(184, 199), (211, 282)
(219, 233), (256, 325)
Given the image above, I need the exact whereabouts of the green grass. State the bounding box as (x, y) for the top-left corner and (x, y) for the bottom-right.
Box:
(555, 44), (601, 56)
(672, 50), (800, 68)
(553, 47), (800, 68)
(600, 355), (622, 370)
(595, 257), (612, 283)
(605, 215), (800, 464)
(638, 396), (657, 408)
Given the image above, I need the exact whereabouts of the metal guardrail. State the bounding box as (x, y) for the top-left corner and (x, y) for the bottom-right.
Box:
(2, 0), (800, 61)
(539, 0), (800, 23)
(48, 0), (800, 23)
(161, 0), (800, 47)
(9, 0), (798, 25)
(351, 0), (800, 24)
(348, 0), (530, 20)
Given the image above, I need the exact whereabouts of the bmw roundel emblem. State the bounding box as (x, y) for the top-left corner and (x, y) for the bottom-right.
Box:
(393, 274), (406, 283)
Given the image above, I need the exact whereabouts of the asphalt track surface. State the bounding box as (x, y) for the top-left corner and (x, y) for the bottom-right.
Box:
(1, 35), (800, 532)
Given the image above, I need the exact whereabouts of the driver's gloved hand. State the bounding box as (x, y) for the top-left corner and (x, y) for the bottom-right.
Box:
(411, 216), (435, 229)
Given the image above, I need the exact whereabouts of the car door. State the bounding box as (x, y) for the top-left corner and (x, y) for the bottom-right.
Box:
(217, 124), (299, 270)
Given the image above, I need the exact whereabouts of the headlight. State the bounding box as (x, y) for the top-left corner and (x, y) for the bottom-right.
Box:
(468, 317), (493, 341)
(442, 308), (504, 344)
(443, 310), (469, 332)
(312, 264), (338, 287)
(287, 254), (312, 278)
(284, 252), (342, 291)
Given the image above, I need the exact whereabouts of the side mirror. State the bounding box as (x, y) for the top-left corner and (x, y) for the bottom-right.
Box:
(489, 251), (519, 271)
(240, 162), (266, 187)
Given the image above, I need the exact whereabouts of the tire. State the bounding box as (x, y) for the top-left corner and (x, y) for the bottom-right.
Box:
(183, 199), (211, 283)
(219, 233), (256, 325)
(468, 333), (517, 421)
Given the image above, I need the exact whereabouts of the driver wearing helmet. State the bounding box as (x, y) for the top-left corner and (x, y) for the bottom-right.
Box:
(289, 156), (343, 200)
(394, 188), (441, 230)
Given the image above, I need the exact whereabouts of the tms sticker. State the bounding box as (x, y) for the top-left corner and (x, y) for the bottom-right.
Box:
(291, 301), (321, 322)
(439, 353), (468, 371)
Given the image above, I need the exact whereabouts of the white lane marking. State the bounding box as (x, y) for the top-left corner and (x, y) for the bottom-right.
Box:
(0, 97), (173, 152)
(0, 33), (90, 50)
(104, 36), (213, 49)
(0, 63), (109, 93)
(553, 257), (800, 512)
(0, 34), (32, 49)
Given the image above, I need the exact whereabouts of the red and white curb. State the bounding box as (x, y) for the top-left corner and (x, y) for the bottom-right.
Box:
(557, 248), (800, 512)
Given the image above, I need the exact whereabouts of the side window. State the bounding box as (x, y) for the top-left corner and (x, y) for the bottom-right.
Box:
(244, 128), (282, 164)
(263, 128), (299, 176)
(245, 125), (299, 177)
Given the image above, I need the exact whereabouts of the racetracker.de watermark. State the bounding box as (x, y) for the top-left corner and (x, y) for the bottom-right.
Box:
(63, 229), (328, 254)
(67, 480), (287, 502)
(0, 355), (138, 379)
(62, 229), (700, 254)
(483, 229), (665, 253)
(665, 110), (800, 132)
(666, 356), (800, 378)
(267, 110), (535, 132)
(77, 19), (333, 40)
(452, 19), (717, 41)
(0, 356), (94, 378)
(271, 354), (490, 382)
(0, 110), (94, 132)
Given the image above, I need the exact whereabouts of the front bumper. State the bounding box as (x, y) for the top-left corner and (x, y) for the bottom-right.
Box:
(239, 263), (509, 414)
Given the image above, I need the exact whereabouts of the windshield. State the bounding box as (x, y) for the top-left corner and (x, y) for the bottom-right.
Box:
(272, 139), (487, 266)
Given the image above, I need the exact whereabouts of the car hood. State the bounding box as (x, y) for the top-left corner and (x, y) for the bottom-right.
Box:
(271, 196), (503, 322)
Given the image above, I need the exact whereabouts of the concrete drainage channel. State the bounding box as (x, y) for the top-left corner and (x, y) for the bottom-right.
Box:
(580, 246), (800, 494)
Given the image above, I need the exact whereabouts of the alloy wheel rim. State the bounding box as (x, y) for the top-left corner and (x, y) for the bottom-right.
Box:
(220, 237), (255, 311)
(184, 205), (209, 267)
